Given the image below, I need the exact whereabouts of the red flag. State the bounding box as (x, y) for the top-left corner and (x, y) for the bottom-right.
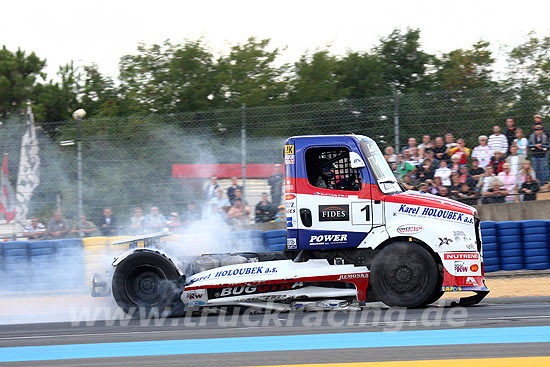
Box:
(0, 154), (15, 222)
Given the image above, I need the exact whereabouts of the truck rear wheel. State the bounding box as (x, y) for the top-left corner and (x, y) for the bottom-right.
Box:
(370, 242), (439, 308)
(112, 251), (183, 317)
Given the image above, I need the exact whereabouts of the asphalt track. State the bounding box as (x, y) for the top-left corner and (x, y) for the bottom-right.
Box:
(0, 298), (549, 366)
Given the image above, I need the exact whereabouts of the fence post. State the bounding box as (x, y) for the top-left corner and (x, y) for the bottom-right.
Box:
(393, 92), (400, 154)
(241, 103), (247, 189)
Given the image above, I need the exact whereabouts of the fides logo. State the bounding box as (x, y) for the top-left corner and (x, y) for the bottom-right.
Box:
(318, 205), (349, 222)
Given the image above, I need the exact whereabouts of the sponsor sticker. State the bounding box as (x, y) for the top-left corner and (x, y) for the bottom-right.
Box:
(441, 286), (463, 292)
(338, 273), (368, 280)
(284, 154), (295, 164)
(466, 276), (479, 285)
(285, 194), (296, 200)
(396, 224), (423, 234)
(319, 205), (350, 222)
(287, 238), (297, 249)
(454, 261), (468, 273)
(211, 282), (304, 298)
(397, 204), (474, 224)
(444, 252), (480, 260)
(470, 264), (479, 272)
(286, 217), (293, 228)
(309, 234), (348, 246)
(284, 145), (294, 155)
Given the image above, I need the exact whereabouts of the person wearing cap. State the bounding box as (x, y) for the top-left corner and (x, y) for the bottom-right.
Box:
(274, 205), (286, 222)
(528, 124), (549, 186)
(498, 163), (518, 202)
(488, 125), (508, 155)
(489, 150), (506, 174)
(472, 135), (494, 168)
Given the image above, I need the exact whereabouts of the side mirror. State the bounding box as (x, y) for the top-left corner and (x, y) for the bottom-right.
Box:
(349, 152), (365, 168)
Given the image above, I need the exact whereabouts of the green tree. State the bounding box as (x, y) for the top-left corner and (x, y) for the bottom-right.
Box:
(216, 37), (288, 107)
(0, 46), (46, 118)
(288, 49), (342, 103)
(376, 28), (433, 93)
(434, 41), (495, 90)
(337, 51), (388, 99)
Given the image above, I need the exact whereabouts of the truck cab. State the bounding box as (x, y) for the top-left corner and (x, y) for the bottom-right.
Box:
(285, 134), (488, 307)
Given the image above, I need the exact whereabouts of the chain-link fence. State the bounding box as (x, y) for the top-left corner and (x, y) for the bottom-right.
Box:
(1, 85), (549, 236)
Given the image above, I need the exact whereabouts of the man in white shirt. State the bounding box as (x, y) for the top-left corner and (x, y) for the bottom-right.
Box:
(488, 125), (508, 155)
(505, 145), (528, 178)
(472, 135), (494, 168)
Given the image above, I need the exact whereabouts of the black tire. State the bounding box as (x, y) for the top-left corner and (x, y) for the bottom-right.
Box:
(370, 242), (440, 308)
(112, 251), (183, 317)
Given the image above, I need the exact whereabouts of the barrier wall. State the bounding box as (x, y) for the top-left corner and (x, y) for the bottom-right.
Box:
(2, 223), (548, 293)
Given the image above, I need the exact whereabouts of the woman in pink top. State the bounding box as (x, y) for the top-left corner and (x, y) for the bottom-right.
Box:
(497, 163), (518, 202)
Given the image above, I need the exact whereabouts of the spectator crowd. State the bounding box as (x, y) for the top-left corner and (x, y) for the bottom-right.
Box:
(21, 165), (286, 240)
(385, 115), (549, 205)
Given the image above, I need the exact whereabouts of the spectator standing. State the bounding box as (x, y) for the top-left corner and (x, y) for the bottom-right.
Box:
(489, 151), (506, 174)
(449, 174), (461, 199)
(418, 135), (431, 150)
(129, 207), (146, 234)
(447, 138), (470, 165)
(401, 137), (417, 154)
(274, 205), (286, 222)
(417, 182), (430, 194)
(432, 137), (447, 162)
(230, 188), (248, 206)
(449, 154), (461, 173)
(484, 182), (508, 204)
(513, 128), (529, 158)
(519, 162), (537, 185)
(425, 150), (439, 168)
(268, 164), (284, 206)
(472, 135), (494, 169)
(444, 133), (455, 149)
(498, 163), (518, 202)
(145, 206), (166, 232)
(430, 177), (444, 194)
(204, 175), (219, 201)
(226, 176), (244, 202)
(165, 213), (182, 231)
(416, 159), (435, 181)
(209, 187), (231, 215)
(457, 184), (478, 206)
(434, 160), (451, 186)
(401, 175), (416, 191)
(255, 193), (276, 223)
(71, 215), (99, 237)
(504, 118), (516, 152)
(528, 124), (549, 186)
(396, 154), (416, 180)
(227, 199), (250, 228)
(47, 211), (71, 239)
(477, 165), (500, 198)
(469, 159), (485, 185)
(505, 145), (528, 179)
(458, 165), (476, 188)
(520, 175), (539, 201)
(23, 218), (47, 240)
(488, 125), (508, 155)
(384, 146), (398, 171)
(437, 186), (450, 198)
(99, 207), (117, 236)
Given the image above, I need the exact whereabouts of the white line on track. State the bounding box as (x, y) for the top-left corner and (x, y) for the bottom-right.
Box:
(1, 315), (550, 341)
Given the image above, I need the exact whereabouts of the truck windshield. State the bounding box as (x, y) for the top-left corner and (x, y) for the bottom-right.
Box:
(359, 138), (402, 194)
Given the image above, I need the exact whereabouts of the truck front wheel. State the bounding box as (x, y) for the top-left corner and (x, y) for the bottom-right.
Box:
(370, 242), (439, 308)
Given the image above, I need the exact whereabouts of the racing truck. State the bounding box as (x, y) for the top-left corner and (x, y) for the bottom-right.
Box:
(91, 134), (489, 315)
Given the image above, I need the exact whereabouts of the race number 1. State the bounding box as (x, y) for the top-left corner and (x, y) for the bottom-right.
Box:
(351, 202), (372, 225)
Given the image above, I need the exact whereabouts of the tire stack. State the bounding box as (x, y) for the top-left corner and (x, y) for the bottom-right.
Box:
(496, 221), (523, 271)
(480, 221), (499, 272)
(521, 220), (549, 270)
(29, 240), (57, 291)
(263, 229), (287, 252)
(1, 241), (30, 291)
(234, 230), (265, 252)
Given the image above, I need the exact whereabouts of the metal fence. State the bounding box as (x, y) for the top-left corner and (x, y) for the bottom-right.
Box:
(1, 85), (548, 235)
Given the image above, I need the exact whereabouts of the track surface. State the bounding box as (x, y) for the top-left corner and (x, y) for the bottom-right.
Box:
(0, 299), (549, 366)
